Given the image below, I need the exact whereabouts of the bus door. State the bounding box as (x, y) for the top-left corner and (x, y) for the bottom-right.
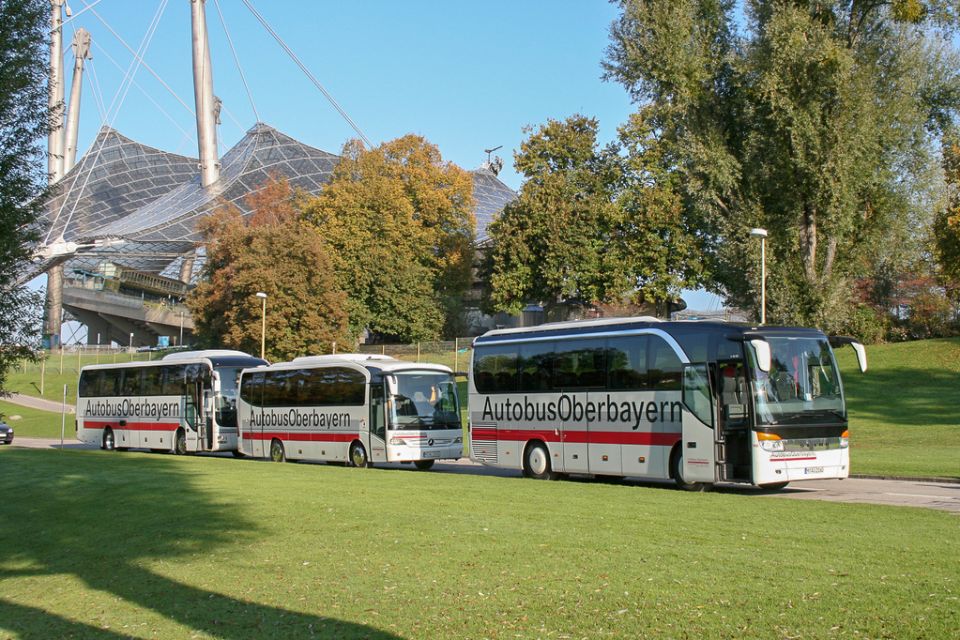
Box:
(680, 363), (718, 483)
(369, 378), (388, 463)
(182, 364), (207, 452)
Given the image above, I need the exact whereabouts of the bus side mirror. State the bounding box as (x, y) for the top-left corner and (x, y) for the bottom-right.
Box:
(385, 374), (398, 398)
(749, 339), (771, 373)
(829, 336), (868, 373)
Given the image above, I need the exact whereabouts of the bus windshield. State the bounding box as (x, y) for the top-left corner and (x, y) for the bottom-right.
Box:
(750, 336), (845, 425)
(391, 371), (461, 431)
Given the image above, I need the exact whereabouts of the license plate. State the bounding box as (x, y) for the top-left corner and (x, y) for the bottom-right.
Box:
(804, 466), (824, 474)
(421, 451), (439, 458)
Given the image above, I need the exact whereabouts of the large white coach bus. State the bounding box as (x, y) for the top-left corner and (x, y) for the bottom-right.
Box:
(77, 350), (268, 454)
(237, 355), (463, 469)
(469, 317), (867, 490)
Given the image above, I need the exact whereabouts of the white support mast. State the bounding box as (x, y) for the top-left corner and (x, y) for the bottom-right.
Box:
(190, 0), (220, 188)
(63, 28), (91, 174)
(44, 0), (67, 349)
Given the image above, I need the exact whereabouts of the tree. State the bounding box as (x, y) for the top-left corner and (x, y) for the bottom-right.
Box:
(482, 115), (702, 317)
(934, 134), (960, 304)
(605, 0), (960, 333)
(303, 135), (475, 341)
(188, 177), (350, 361)
(0, 0), (49, 392)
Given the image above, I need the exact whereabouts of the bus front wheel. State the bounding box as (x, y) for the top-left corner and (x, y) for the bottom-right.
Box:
(102, 428), (115, 451)
(174, 429), (188, 456)
(270, 439), (286, 463)
(413, 459), (435, 471)
(349, 442), (369, 468)
(523, 442), (557, 480)
(670, 446), (708, 492)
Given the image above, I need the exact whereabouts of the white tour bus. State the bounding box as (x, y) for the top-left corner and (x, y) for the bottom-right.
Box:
(77, 350), (268, 454)
(469, 317), (866, 490)
(237, 354), (463, 469)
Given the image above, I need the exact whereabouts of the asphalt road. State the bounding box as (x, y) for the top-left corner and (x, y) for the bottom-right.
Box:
(6, 437), (959, 514)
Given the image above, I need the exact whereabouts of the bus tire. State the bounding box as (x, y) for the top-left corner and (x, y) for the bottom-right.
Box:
(349, 442), (369, 468)
(102, 428), (115, 451)
(523, 441), (557, 480)
(270, 439), (286, 463)
(413, 459), (435, 471)
(759, 482), (789, 491)
(670, 445), (708, 492)
(174, 429), (188, 456)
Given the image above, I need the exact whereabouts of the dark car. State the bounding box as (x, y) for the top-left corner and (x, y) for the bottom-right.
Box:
(0, 421), (13, 445)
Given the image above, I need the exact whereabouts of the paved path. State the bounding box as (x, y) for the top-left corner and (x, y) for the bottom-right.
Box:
(3, 393), (75, 414)
(6, 437), (958, 513)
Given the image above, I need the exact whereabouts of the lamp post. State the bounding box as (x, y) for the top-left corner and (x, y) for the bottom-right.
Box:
(129, 332), (134, 361)
(749, 228), (768, 325)
(179, 311), (185, 346)
(256, 292), (267, 360)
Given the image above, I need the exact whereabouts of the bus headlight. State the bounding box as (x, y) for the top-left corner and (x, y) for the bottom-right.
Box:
(389, 437), (408, 446)
(840, 430), (850, 449)
(454, 436), (462, 444)
(756, 431), (784, 452)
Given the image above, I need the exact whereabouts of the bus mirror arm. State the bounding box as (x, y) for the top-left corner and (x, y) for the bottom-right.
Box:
(829, 336), (868, 373)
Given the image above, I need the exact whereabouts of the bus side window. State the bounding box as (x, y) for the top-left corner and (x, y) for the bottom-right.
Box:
(79, 370), (101, 397)
(607, 336), (648, 390)
(648, 337), (682, 390)
(142, 367), (163, 396)
(101, 369), (121, 396)
(474, 347), (518, 393)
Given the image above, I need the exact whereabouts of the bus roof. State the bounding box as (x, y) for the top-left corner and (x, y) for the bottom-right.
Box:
(80, 350), (266, 373)
(474, 316), (826, 345)
(243, 354), (453, 375)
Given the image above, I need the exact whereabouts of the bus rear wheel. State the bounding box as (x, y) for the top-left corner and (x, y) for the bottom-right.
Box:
(670, 446), (708, 492)
(413, 459), (435, 471)
(349, 442), (368, 468)
(102, 428), (115, 451)
(174, 429), (188, 456)
(523, 442), (557, 480)
(270, 439), (286, 463)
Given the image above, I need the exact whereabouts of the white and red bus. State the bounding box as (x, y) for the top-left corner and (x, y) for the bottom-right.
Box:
(237, 355), (462, 469)
(77, 350), (267, 454)
(469, 317), (866, 490)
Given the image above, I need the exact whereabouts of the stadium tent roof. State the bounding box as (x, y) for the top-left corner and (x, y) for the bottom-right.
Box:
(38, 123), (517, 281)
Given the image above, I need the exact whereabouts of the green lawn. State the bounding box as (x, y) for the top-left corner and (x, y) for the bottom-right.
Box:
(4, 350), (155, 403)
(835, 337), (960, 479)
(0, 400), (73, 440)
(0, 448), (957, 639)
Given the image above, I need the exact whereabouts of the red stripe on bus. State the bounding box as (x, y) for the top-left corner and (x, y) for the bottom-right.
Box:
(83, 421), (179, 432)
(241, 432), (359, 443)
(473, 427), (680, 447)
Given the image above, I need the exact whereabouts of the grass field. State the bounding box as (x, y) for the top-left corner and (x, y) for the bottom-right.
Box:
(835, 338), (960, 479)
(0, 448), (957, 639)
(0, 400), (73, 440)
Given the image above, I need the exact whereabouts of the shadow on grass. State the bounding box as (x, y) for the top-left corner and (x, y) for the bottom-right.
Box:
(843, 366), (960, 427)
(0, 450), (400, 639)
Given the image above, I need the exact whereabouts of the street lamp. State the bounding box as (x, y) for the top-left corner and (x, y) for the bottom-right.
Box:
(255, 292), (267, 360)
(129, 332), (134, 360)
(749, 228), (768, 325)
(179, 310), (185, 346)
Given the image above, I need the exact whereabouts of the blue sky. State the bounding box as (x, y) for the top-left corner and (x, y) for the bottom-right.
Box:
(58, 0), (723, 311)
